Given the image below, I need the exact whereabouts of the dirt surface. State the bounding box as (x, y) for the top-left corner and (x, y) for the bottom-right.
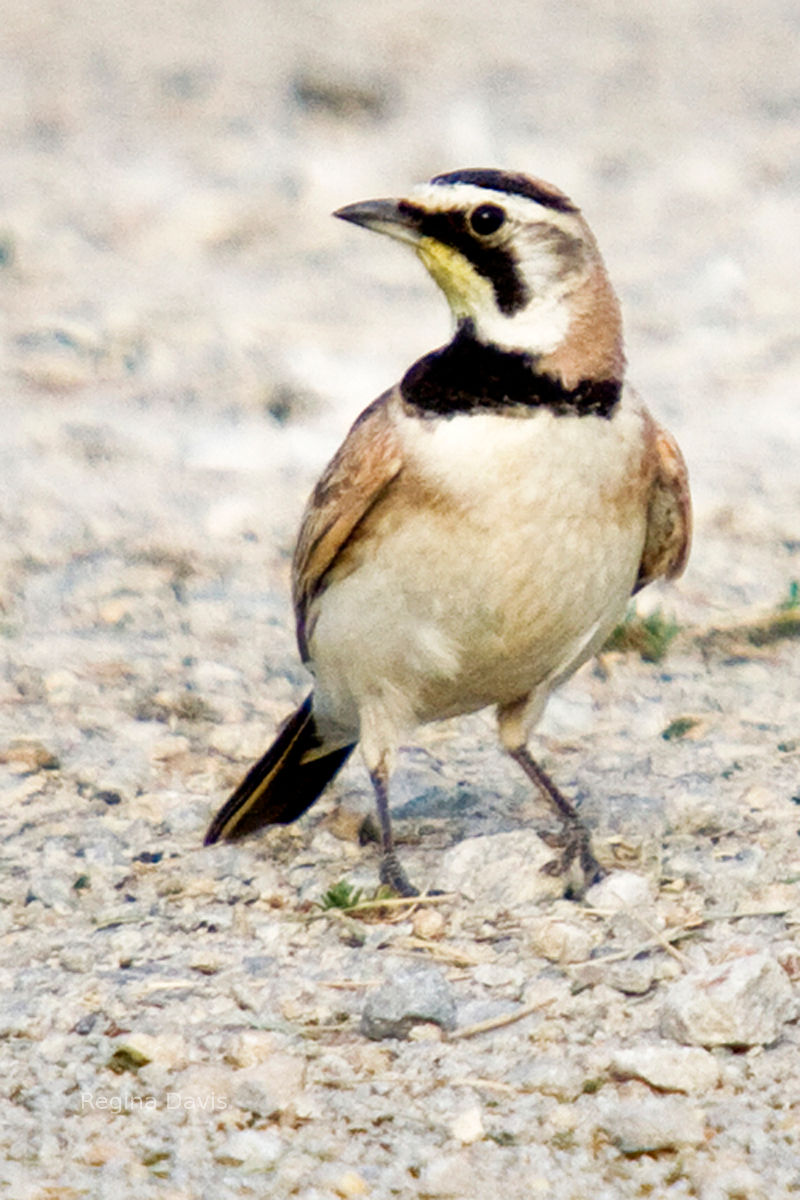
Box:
(2, 2), (800, 1197)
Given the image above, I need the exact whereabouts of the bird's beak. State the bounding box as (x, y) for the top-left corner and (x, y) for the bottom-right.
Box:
(333, 199), (423, 247)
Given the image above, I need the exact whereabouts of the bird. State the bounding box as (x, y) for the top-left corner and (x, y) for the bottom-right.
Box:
(204, 167), (691, 898)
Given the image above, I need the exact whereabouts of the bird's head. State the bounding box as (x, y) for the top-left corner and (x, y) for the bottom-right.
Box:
(335, 168), (624, 388)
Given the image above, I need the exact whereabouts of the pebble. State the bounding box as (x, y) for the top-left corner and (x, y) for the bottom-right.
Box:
(407, 1022), (446, 1042)
(449, 1103), (484, 1144)
(473, 962), (525, 989)
(24, 870), (76, 911)
(660, 952), (798, 1047)
(604, 957), (657, 995)
(507, 1057), (585, 1102)
(439, 831), (564, 908)
(412, 906), (447, 940)
(528, 919), (595, 964)
(610, 1043), (720, 1093)
(585, 871), (654, 913)
(360, 966), (457, 1040)
(0, 738), (60, 773)
(333, 1170), (370, 1197)
(108, 926), (147, 967)
(598, 1096), (707, 1153)
(59, 945), (98, 974)
(214, 1128), (283, 1171)
(223, 1029), (279, 1068)
(231, 1053), (306, 1115)
(123, 1033), (189, 1071)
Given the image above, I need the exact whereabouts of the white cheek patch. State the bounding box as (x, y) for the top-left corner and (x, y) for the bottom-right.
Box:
(477, 292), (572, 356)
(407, 183), (586, 356)
(416, 226), (574, 354)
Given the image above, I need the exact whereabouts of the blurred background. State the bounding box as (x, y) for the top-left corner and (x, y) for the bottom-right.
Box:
(2, 0), (799, 715)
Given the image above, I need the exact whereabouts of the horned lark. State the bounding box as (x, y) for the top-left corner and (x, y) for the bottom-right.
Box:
(205, 167), (691, 897)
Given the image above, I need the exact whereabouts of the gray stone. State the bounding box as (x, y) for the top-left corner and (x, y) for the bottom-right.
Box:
(660, 953), (798, 1047)
(605, 957), (657, 995)
(360, 966), (457, 1040)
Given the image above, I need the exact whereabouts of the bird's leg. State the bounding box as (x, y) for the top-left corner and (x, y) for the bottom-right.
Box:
(507, 745), (605, 887)
(369, 761), (419, 897)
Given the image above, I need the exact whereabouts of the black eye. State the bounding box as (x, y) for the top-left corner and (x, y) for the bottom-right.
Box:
(468, 203), (505, 236)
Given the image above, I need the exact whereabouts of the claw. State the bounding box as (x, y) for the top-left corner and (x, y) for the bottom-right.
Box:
(540, 820), (605, 888)
(379, 851), (420, 897)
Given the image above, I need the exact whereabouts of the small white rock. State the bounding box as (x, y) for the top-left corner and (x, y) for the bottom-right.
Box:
(449, 1103), (484, 1144)
(110, 1032), (188, 1072)
(333, 1170), (370, 1197)
(439, 831), (564, 908)
(412, 906), (447, 940)
(528, 918), (595, 964)
(223, 1030), (278, 1068)
(473, 963), (525, 989)
(507, 1056), (585, 1101)
(214, 1128), (283, 1171)
(232, 1053), (306, 1115)
(599, 1096), (707, 1153)
(60, 945), (96, 973)
(610, 1043), (720, 1093)
(660, 952), (798, 1047)
(585, 870), (654, 912)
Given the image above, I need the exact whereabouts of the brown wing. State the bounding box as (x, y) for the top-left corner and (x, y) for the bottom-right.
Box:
(635, 419), (692, 592)
(292, 389), (404, 660)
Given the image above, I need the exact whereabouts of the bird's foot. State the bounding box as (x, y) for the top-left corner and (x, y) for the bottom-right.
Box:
(542, 819), (606, 890)
(379, 851), (420, 898)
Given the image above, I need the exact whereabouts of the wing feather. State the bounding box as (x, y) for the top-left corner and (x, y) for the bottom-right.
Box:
(635, 419), (691, 592)
(292, 390), (404, 659)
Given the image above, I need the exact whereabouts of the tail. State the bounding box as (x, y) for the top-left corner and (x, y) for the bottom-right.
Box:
(204, 693), (356, 844)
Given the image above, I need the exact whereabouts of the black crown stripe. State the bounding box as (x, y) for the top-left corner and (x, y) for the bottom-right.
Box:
(431, 169), (577, 214)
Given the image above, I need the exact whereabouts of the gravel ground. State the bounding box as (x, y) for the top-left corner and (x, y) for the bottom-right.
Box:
(2, 2), (800, 1197)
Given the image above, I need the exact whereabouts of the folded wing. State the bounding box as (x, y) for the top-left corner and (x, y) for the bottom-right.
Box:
(635, 419), (692, 592)
(292, 392), (405, 659)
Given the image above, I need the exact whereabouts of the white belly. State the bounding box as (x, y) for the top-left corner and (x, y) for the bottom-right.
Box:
(308, 398), (648, 744)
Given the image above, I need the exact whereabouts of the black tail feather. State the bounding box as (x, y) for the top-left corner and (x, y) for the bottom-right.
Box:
(204, 694), (356, 844)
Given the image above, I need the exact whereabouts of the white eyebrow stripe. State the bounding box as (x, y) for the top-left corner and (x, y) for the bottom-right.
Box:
(408, 183), (578, 231)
